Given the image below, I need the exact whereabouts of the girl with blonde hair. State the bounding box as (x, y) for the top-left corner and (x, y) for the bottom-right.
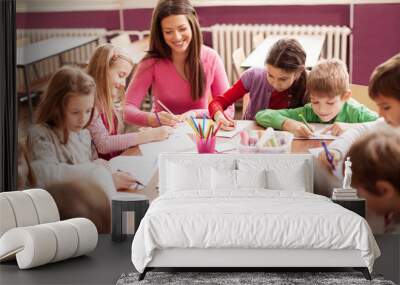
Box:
(87, 43), (172, 160)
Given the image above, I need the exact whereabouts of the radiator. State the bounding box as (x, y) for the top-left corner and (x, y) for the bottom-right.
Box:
(16, 28), (107, 91)
(210, 24), (352, 83)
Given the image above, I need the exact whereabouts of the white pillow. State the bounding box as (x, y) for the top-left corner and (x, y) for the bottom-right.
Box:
(211, 168), (236, 191)
(266, 165), (307, 191)
(167, 162), (211, 191)
(165, 158), (236, 193)
(211, 169), (267, 191)
(237, 158), (310, 192)
(236, 169), (267, 189)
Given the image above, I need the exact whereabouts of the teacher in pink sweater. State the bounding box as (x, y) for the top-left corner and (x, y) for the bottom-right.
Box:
(124, 0), (234, 127)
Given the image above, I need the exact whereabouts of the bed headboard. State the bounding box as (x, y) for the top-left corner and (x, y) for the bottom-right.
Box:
(159, 153), (314, 195)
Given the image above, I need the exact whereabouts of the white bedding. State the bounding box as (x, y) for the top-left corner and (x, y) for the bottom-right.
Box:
(131, 190), (380, 273)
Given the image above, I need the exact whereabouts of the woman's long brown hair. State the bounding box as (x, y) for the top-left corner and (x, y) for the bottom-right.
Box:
(266, 38), (307, 107)
(145, 0), (205, 101)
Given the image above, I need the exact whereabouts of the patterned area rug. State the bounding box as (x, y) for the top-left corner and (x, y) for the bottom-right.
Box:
(116, 271), (395, 285)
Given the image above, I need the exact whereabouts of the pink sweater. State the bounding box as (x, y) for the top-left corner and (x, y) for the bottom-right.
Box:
(88, 112), (137, 159)
(124, 45), (233, 126)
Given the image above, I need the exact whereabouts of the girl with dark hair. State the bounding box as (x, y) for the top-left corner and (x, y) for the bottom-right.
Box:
(124, 0), (233, 127)
(209, 38), (307, 130)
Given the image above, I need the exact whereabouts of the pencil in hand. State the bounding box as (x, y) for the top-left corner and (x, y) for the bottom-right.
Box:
(321, 141), (336, 171)
(298, 113), (314, 133)
(157, 99), (182, 122)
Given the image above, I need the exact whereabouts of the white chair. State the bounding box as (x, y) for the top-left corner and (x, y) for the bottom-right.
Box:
(0, 189), (98, 269)
(110, 33), (132, 47)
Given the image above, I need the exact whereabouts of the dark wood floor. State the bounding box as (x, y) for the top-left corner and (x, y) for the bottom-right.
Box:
(1, 234), (399, 285)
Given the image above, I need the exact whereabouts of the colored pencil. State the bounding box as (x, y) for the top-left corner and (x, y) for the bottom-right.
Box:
(212, 122), (222, 137)
(202, 113), (206, 135)
(185, 119), (199, 136)
(157, 99), (181, 121)
(205, 122), (212, 139)
(298, 113), (313, 133)
(321, 141), (336, 170)
(190, 115), (200, 134)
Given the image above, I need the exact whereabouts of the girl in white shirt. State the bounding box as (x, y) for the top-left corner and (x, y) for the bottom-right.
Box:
(28, 66), (136, 192)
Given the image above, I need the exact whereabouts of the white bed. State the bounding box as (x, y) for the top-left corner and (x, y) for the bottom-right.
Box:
(131, 154), (380, 280)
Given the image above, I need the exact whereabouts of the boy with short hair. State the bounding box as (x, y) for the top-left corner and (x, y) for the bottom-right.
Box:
(347, 128), (400, 233)
(255, 58), (378, 138)
(319, 53), (400, 170)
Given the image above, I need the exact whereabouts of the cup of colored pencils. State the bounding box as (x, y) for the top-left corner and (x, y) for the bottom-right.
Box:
(186, 116), (222, 154)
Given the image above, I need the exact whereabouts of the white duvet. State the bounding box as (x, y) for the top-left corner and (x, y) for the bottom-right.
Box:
(131, 190), (380, 273)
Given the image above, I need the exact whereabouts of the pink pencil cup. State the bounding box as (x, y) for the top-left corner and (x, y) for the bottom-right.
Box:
(196, 137), (216, 154)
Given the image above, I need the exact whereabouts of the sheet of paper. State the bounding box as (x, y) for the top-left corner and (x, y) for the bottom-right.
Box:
(109, 155), (158, 185)
(295, 123), (337, 140)
(215, 141), (237, 153)
(173, 120), (253, 138)
(173, 122), (195, 135)
(217, 120), (253, 138)
(139, 133), (196, 157)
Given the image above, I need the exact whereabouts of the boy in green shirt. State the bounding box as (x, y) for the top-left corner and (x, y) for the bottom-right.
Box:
(255, 59), (378, 138)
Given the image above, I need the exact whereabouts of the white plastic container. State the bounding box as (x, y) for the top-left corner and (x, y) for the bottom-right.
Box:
(257, 131), (294, 154)
(238, 131), (294, 154)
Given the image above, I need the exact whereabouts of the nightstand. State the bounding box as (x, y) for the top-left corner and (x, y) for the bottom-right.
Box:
(111, 193), (149, 242)
(332, 198), (366, 218)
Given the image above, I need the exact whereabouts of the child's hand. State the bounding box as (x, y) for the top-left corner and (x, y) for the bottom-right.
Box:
(283, 119), (314, 137)
(294, 123), (314, 138)
(176, 110), (196, 122)
(112, 171), (137, 190)
(145, 126), (173, 142)
(318, 148), (341, 172)
(322, 122), (349, 136)
(214, 111), (235, 131)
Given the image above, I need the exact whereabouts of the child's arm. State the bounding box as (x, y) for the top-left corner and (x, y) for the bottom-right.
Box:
(209, 49), (235, 120)
(209, 79), (248, 120)
(255, 106), (309, 129)
(88, 114), (173, 155)
(328, 118), (385, 159)
(255, 106), (315, 137)
(124, 60), (156, 126)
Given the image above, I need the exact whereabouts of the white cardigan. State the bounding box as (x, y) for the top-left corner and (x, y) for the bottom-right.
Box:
(329, 118), (388, 158)
(27, 124), (116, 197)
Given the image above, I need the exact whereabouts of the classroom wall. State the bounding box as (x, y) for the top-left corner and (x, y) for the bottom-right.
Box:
(17, 10), (120, 30)
(16, 3), (400, 85)
(352, 4), (400, 85)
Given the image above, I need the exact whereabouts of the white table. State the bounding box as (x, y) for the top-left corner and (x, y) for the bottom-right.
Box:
(17, 36), (99, 120)
(241, 35), (325, 69)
